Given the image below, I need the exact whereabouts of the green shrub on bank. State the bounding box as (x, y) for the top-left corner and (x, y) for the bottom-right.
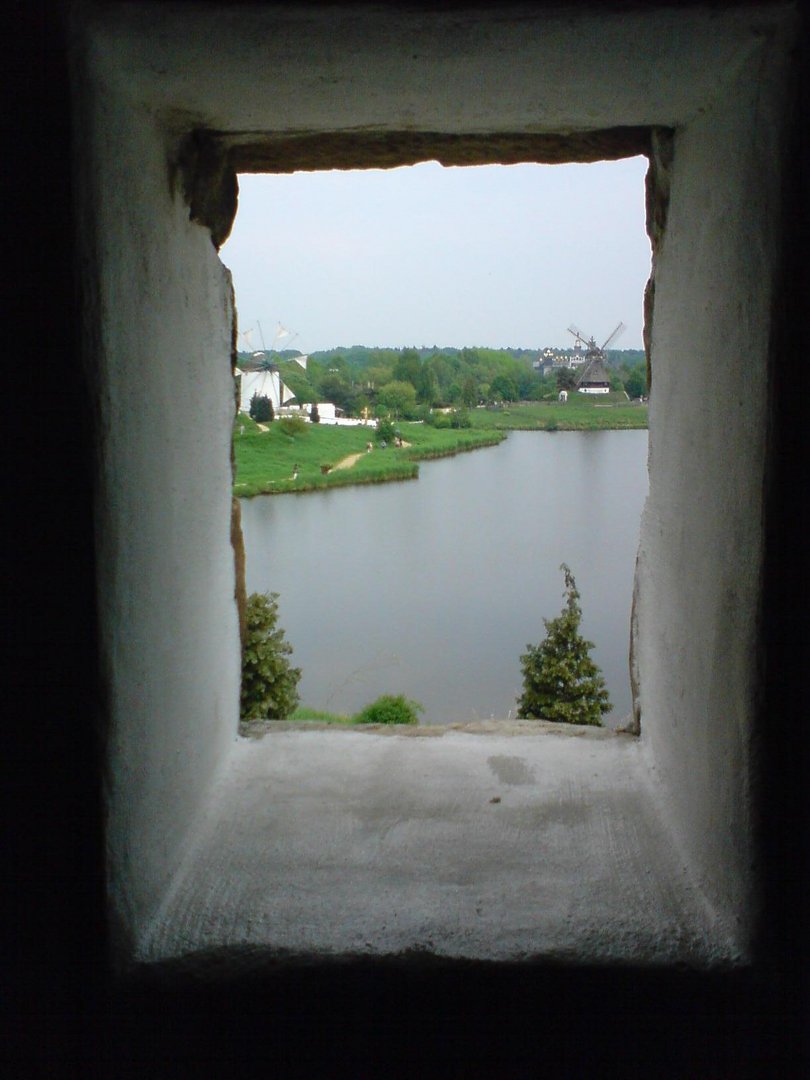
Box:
(240, 592), (302, 721)
(354, 694), (422, 725)
(429, 408), (471, 429)
(376, 417), (396, 443)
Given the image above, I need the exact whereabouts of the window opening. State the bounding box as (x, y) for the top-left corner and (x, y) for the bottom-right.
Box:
(221, 159), (651, 730)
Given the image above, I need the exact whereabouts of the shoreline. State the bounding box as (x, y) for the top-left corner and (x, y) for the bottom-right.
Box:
(235, 430), (505, 499)
(233, 409), (647, 499)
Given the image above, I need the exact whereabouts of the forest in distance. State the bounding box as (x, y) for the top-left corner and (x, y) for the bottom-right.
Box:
(237, 344), (648, 419)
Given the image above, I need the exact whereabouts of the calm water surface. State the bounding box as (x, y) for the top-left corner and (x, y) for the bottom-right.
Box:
(240, 429), (648, 725)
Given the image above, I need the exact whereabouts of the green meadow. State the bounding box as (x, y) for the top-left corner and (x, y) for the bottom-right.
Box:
(233, 415), (505, 498)
(467, 394), (648, 431)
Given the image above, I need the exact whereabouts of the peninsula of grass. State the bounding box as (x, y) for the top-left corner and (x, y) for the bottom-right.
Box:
(468, 394), (648, 431)
(233, 416), (505, 498)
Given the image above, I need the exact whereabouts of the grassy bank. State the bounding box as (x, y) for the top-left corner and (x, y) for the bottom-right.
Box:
(233, 417), (504, 498)
(468, 394), (648, 431)
(290, 707), (358, 725)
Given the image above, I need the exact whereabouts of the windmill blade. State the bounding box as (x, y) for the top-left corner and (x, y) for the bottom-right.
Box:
(601, 321), (626, 351)
(273, 322), (300, 355)
(273, 323), (291, 348)
(567, 323), (589, 346)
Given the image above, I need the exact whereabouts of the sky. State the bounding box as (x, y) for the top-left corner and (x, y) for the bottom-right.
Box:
(220, 156), (651, 356)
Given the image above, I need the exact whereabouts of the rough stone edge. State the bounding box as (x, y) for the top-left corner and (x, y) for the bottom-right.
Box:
(239, 718), (629, 740)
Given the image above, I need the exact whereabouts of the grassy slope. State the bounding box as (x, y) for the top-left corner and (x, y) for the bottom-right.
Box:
(233, 417), (504, 497)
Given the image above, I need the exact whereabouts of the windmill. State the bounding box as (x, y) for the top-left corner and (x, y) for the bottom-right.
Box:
(236, 321), (300, 413)
(566, 321), (626, 394)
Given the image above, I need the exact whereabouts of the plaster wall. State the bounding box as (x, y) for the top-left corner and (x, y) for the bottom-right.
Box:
(84, 4), (783, 136)
(635, 58), (789, 937)
(73, 2), (797, 962)
(75, 71), (242, 947)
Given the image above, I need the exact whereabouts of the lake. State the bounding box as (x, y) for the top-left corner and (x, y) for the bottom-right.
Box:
(240, 429), (649, 726)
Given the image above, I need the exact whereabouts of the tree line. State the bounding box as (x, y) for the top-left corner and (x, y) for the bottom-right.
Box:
(238, 345), (648, 420)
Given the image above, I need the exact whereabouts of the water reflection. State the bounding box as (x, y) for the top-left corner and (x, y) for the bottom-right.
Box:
(240, 430), (648, 725)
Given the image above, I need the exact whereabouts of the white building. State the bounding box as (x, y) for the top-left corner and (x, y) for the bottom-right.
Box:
(236, 366), (296, 413)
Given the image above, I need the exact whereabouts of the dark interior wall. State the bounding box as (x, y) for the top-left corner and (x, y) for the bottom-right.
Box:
(753, 0), (810, 1058)
(4, 2), (807, 1075)
(5, 0), (107, 1074)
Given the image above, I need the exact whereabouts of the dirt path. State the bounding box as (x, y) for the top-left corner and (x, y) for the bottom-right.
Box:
(332, 440), (412, 472)
(332, 452), (365, 471)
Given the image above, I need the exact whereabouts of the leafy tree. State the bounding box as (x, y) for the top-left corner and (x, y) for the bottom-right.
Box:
(392, 348), (421, 387)
(555, 367), (577, 391)
(461, 374), (479, 408)
(378, 380), (418, 418)
(517, 369), (542, 400)
(490, 374), (519, 402)
(516, 564), (611, 726)
(240, 592), (302, 721)
(414, 364), (439, 405)
(249, 393), (274, 423)
(367, 364), (395, 392)
(624, 365), (647, 399)
(428, 354), (454, 400)
(319, 373), (358, 415)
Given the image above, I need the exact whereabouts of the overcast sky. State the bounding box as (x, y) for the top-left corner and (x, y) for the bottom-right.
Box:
(220, 156), (651, 356)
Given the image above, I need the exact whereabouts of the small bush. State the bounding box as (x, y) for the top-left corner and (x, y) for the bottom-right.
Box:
(430, 411), (452, 429)
(279, 415), (307, 437)
(376, 418), (396, 443)
(310, 403), (320, 423)
(449, 409), (472, 429)
(354, 694), (422, 725)
(241, 592), (302, 721)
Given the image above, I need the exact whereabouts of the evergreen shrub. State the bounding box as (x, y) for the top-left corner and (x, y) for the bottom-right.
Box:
(249, 393), (274, 423)
(517, 564), (611, 725)
(240, 592), (302, 721)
